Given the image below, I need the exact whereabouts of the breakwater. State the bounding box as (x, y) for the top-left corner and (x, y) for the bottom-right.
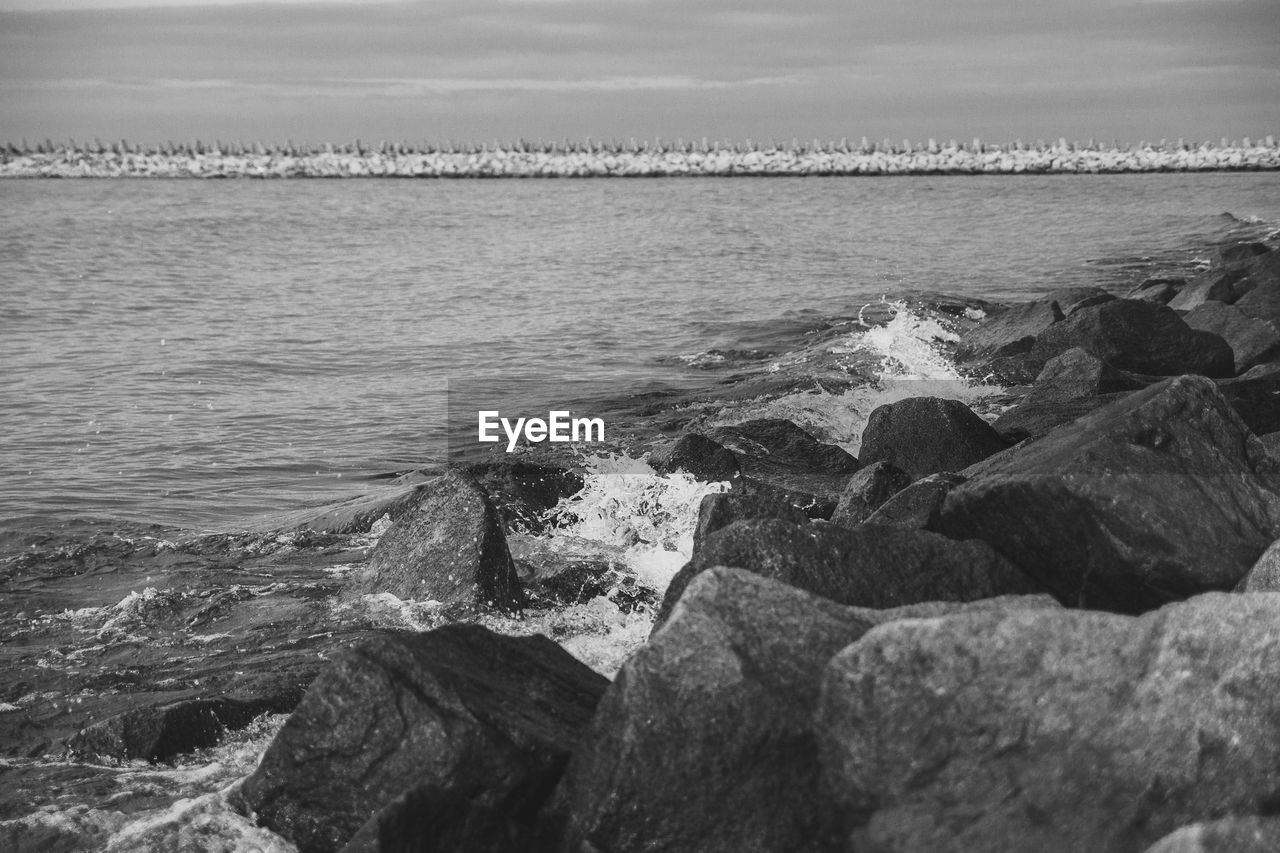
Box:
(2, 136), (1278, 177)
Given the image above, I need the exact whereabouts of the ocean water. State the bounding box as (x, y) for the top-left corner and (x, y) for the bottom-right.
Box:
(2, 173), (1280, 851)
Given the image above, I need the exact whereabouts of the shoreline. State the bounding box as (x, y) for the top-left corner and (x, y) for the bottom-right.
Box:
(3, 138), (1279, 178)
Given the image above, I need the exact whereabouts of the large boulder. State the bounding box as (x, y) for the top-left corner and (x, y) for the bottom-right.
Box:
(1126, 277), (1185, 305)
(1046, 285), (1114, 315)
(653, 517), (1041, 631)
(690, 491), (810, 561)
(346, 472), (525, 613)
(858, 397), (1006, 479)
(863, 472), (966, 529)
(829, 461), (912, 528)
(1143, 816), (1280, 853)
(238, 626), (608, 853)
(1182, 301), (1280, 374)
(816, 593), (1280, 853)
(709, 419), (859, 518)
(955, 299), (1063, 362)
(937, 376), (1280, 612)
(649, 434), (741, 484)
(559, 567), (1057, 853)
(1235, 538), (1280, 592)
(1027, 299), (1235, 377)
(459, 460), (584, 535)
(1216, 363), (1280, 436)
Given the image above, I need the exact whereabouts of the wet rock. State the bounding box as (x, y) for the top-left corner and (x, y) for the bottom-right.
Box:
(829, 461), (913, 528)
(653, 517), (1040, 632)
(816, 593), (1280, 853)
(862, 472), (966, 529)
(936, 376), (1280, 612)
(955, 298), (1063, 362)
(294, 485), (425, 535)
(1143, 816), (1280, 853)
(1168, 270), (1259, 312)
(990, 392), (1129, 443)
(559, 567), (1056, 853)
(649, 434), (741, 484)
(1235, 539), (1280, 592)
(989, 349), (1148, 443)
(1216, 363), (1280, 435)
(459, 460), (584, 534)
(1028, 299), (1235, 377)
(1046, 285), (1114, 315)
(66, 690), (305, 763)
(238, 625), (608, 853)
(1182, 301), (1280, 374)
(690, 491), (810, 561)
(709, 419), (859, 518)
(858, 397), (1006, 479)
(1261, 431), (1280, 459)
(346, 472), (525, 613)
(1126, 277), (1185, 305)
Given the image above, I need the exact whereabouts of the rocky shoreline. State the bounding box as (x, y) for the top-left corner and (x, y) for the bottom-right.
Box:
(2, 137), (1279, 178)
(8, 238), (1280, 851)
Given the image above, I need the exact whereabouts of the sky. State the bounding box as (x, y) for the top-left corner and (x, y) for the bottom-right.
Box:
(1, 0), (1277, 146)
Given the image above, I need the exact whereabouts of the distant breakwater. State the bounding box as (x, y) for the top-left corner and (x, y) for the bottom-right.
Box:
(2, 136), (1279, 178)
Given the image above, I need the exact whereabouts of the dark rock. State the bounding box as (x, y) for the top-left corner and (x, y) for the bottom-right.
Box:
(66, 690), (305, 763)
(1261, 431), (1280, 459)
(816, 593), (1280, 853)
(1126, 277), (1185, 305)
(690, 491), (810, 562)
(990, 392), (1129, 444)
(862, 472), (966, 529)
(294, 485), (425, 535)
(936, 376), (1280, 612)
(829, 461), (912, 527)
(459, 460), (584, 534)
(1046, 285), (1115, 315)
(1235, 539), (1280, 592)
(1143, 816), (1280, 853)
(858, 397), (1006, 479)
(1228, 255), (1280, 324)
(1028, 299), (1235, 377)
(346, 472), (525, 613)
(238, 626), (608, 853)
(559, 567), (1057, 853)
(653, 517), (1040, 632)
(649, 434), (741, 484)
(1215, 363), (1280, 435)
(709, 419), (859, 518)
(1183, 301), (1280, 374)
(955, 299), (1063, 362)
(1033, 347), (1149, 399)
(1168, 270), (1257, 311)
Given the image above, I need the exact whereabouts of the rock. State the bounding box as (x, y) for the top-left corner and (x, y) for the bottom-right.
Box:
(858, 397), (1006, 479)
(346, 472), (525, 613)
(1228, 256), (1280, 325)
(1126, 277), (1185, 305)
(294, 484), (425, 535)
(1028, 299), (1235, 377)
(1236, 539), (1280, 592)
(709, 419), (859, 518)
(1046, 285), (1114, 315)
(989, 350), (1148, 443)
(459, 460), (584, 534)
(990, 392), (1128, 444)
(238, 626), (608, 853)
(559, 567), (1057, 853)
(66, 690), (305, 763)
(1216, 363), (1280, 435)
(1182, 301), (1280, 374)
(863, 472), (966, 529)
(690, 491), (810, 561)
(829, 462), (912, 527)
(936, 376), (1280, 612)
(1168, 270), (1258, 311)
(1143, 816), (1280, 853)
(649, 434), (741, 484)
(1261, 431), (1280, 459)
(955, 299), (1063, 361)
(652, 517), (1040, 632)
(816, 593), (1280, 853)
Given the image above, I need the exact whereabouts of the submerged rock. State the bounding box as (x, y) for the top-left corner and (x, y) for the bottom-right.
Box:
(937, 376), (1280, 612)
(829, 461), (913, 528)
(346, 472), (525, 613)
(816, 593), (1280, 853)
(649, 434), (741, 484)
(858, 397), (1006, 479)
(653, 516), (1040, 632)
(238, 625), (608, 853)
(559, 567), (1057, 853)
(1027, 299), (1235, 377)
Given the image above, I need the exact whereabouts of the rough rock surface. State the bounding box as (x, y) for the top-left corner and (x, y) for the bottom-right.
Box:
(1182, 301), (1280, 374)
(690, 491), (810, 561)
(1126, 277), (1185, 305)
(858, 397), (1006, 479)
(955, 299), (1063, 361)
(709, 419), (859, 517)
(459, 460), (584, 535)
(239, 626), (608, 853)
(1143, 816), (1280, 853)
(559, 568), (1057, 853)
(649, 434), (741, 484)
(346, 472), (525, 612)
(937, 376), (1280, 612)
(829, 461), (913, 528)
(1027, 299), (1235, 377)
(862, 472), (966, 529)
(653, 517), (1040, 631)
(1235, 538), (1280, 592)
(1046, 285), (1114, 315)
(816, 593), (1280, 853)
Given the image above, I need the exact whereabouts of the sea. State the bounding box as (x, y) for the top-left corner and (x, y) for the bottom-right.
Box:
(2, 172), (1280, 851)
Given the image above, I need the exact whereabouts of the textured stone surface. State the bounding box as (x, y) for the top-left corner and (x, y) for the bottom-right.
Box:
(829, 461), (913, 528)
(858, 397), (1006, 479)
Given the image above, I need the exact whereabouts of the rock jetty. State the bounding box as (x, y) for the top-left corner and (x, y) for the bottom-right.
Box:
(1, 136), (1278, 177)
